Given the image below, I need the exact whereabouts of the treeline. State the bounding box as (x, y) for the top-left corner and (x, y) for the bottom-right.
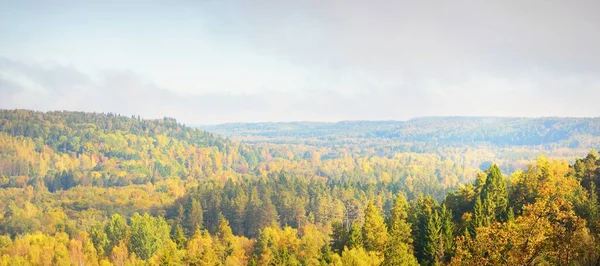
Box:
(205, 117), (600, 148)
(205, 118), (600, 174)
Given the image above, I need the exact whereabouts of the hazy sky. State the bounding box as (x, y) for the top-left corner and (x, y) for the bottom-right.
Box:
(1, 1), (599, 124)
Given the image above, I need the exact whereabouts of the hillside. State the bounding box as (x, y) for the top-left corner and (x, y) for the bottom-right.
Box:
(203, 117), (600, 148)
(0, 109), (262, 189)
(202, 117), (600, 173)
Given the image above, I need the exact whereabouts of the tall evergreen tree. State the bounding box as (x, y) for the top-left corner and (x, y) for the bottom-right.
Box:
(185, 197), (203, 235)
(383, 194), (418, 266)
(215, 215), (235, 263)
(424, 211), (444, 266)
(347, 222), (363, 249)
(244, 188), (263, 238)
(362, 201), (389, 252)
(440, 204), (454, 261)
(585, 181), (600, 234)
(471, 196), (485, 234)
(481, 164), (508, 222)
(259, 192), (279, 230)
(409, 196), (437, 263)
(172, 224), (187, 250)
(331, 221), (348, 254)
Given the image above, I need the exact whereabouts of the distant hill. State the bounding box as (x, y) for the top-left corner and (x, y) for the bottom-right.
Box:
(201, 117), (600, 149)
(0, 109), (261, 189)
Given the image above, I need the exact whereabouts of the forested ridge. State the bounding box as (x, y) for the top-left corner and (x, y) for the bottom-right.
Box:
(1, 109), (600, 265)
(203, 117), (600, 174)
(204, 117), (600, 147)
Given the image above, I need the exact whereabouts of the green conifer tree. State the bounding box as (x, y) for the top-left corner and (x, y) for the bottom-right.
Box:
(424, 211), (443, 266)
(172, 224), (186, 250)
(348, 222), (363, 249)
(471, 196), (485, 234)
(185, 197), (203, 235)
(440, 204), (454, 260)
(481, 164), (508, 222)
(383, 194), (418, 266)
(362, 201), (389, 252)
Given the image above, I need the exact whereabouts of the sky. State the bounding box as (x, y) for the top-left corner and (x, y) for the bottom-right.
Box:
(1, 0), (599, 124)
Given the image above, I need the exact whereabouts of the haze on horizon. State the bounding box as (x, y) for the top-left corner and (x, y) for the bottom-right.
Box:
(1, 1), (599, 124)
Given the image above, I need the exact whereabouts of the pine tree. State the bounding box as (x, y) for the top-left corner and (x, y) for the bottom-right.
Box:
(471, 196), (485, 234)
(331, 221), (348, 254)
(424, 211), (443, 266)
(215, 215), (235, 262)
(383, 194), (418, 266)
(585, 181), (600, 234)
(507, 206), (515, 221)
(348, 222), (363, 249)
(481, 164), (508, 222)
(259, 192), (279, 231)
(440, 204), (454, 261)
(156, 241), (183, 266)
(216, 215), (234, 244)
(172, 224), (186, 250)
(244, 188), (263, 238)
(474, 172), (487, 195)
(185, 197), (203, 235)
(410, 196), (437, 264)
(175, 204), (185, 226)
(362, 201), (389, 252)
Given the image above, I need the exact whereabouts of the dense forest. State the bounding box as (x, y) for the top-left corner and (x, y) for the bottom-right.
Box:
(1, 109), (600, 265)
(203, 118), (600, 147)
(203, 118), (600, 174)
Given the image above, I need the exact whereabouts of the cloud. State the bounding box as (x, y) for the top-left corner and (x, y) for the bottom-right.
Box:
(0, 57), (367, 123)
(1, 56), (599, 125)
(222, 0), (600, 75)
(1, 1), (600, 123)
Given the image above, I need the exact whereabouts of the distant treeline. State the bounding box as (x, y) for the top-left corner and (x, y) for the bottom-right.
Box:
(203, 117), (600, 147)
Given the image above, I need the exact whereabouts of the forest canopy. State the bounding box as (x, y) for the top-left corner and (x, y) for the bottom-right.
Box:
(1, 109), (599, 265)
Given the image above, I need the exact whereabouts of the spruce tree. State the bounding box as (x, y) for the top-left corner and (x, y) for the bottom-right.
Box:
(362, 201), (389, 252)
(586, 181), (600, 234)
(348, 222), (363, 249)
(424, 211), (443, 265)
(331, 221), (348, 254)
(215, 215), (235, 262)
(383, 194), (418, 266)
(410, 196), (437, 263)
(440, 204), (454, 260)
(185, 197), (203, 235)
(172, 224), (186, 249)
(481, 164), (508, 222)
(471, 196), (485, 234)
(244, 188), (262, 238)
(507, 206), (515, 221)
